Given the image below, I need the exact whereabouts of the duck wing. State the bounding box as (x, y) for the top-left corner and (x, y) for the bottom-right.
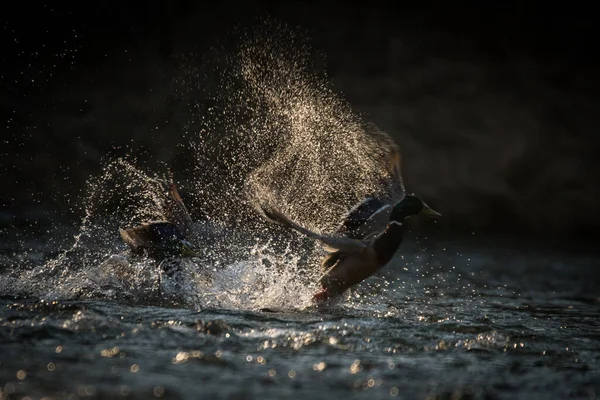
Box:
(387, 144), (406, 202)
(259, 205), (368, 253)
(334, 197), (393, 240)
(157, 180), (197, 243)
(334, 144), (406, 240)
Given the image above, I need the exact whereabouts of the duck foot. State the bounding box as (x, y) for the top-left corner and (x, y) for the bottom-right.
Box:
(313, 288), (331, 303)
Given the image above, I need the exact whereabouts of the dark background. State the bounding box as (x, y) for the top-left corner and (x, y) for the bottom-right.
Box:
(2, 1), (598, 244)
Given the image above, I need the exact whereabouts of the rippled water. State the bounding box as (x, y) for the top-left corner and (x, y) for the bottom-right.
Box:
(1, 231), (598, 400)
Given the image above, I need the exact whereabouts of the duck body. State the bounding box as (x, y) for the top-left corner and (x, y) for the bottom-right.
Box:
(315, 219), (407, 301)
(317, 221), (404, 300)
(119, 221), (195, 260)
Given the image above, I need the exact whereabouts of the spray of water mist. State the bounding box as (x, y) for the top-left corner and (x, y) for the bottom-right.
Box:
(1, 20), (414, 311)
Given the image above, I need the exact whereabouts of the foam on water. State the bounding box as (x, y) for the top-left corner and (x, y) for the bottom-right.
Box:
(1, 20), (412, 311)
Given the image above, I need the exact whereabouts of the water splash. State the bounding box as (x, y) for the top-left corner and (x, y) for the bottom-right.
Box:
(2, 20), (410, 311)
(195, 240), (319, 311)
(166, 19), (405, 232)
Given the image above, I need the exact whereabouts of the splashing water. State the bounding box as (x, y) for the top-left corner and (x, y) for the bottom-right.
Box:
(2, 21), (407, 311)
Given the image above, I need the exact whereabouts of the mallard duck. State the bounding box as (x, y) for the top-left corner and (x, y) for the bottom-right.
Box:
(259, 145), (440, 302)
(119, 180), (199, 260)
(260, 194), (440, 303)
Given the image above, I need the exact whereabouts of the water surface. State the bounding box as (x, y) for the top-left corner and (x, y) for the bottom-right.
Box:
(1, 233), (598, 400)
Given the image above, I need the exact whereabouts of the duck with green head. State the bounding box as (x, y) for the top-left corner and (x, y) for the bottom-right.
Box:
(260, 194), (440, 303)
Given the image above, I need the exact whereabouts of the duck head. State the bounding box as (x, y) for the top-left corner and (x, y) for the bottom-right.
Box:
(390, 194), (441, 222)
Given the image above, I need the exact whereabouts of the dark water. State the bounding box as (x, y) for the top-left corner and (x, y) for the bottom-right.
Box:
(1, 233), (598, 400)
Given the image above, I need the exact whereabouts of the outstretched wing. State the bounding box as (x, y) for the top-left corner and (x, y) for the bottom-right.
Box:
(259, 205), (368, 253)
(156, 179), (197, 243)
(334, 197), (392, 240)
(334, 144), (405, 240)
(387, 144), (406, 202)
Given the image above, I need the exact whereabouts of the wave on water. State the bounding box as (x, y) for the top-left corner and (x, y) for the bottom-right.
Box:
(1, 20), (413, 312)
